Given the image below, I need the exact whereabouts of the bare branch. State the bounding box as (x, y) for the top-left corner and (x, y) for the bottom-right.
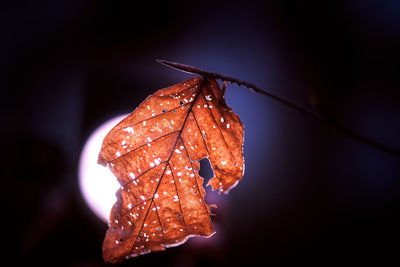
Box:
(157, 59), (400, 157)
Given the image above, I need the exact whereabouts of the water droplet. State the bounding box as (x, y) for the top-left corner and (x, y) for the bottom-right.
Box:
(123, 126), (134, 134)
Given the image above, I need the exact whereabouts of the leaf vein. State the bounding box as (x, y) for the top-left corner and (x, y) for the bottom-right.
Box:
(168, 162), (189, 233)
(201, 91), (237, 165)
(110, 130), (179, 162)
(127, 80), (206, 254)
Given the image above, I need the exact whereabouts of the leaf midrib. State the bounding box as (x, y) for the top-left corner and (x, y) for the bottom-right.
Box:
(126, 80), (206, 255)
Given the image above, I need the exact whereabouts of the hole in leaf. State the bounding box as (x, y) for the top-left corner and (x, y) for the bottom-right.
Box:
(199, 158), (214, 184)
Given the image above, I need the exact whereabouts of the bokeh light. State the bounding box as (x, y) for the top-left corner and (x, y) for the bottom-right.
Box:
(79, 115), (126, 223)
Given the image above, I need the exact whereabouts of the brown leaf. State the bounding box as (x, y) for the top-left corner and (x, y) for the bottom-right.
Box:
(98, 77), (244, 263)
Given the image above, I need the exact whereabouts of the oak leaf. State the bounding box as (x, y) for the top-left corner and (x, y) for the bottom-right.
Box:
(98, 77), (244, 263)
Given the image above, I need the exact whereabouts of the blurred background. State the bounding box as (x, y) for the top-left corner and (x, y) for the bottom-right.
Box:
(2, 0), (400, 266)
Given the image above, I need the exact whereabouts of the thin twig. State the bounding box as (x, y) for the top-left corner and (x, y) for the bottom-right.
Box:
(156, 59), (400, 158)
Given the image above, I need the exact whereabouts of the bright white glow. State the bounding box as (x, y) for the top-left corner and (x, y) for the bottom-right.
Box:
(79, 115), (126, 223)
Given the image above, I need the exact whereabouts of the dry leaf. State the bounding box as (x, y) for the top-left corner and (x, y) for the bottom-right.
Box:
(98, 77), (244, 263)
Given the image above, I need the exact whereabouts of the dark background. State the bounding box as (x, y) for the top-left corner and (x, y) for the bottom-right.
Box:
(2, 0), (400, 266)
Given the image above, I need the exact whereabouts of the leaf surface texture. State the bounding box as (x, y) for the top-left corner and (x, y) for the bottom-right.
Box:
(98, 77), (244, 263)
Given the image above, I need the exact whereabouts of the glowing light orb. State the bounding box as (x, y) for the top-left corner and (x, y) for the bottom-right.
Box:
(79, 115), (126, 223)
